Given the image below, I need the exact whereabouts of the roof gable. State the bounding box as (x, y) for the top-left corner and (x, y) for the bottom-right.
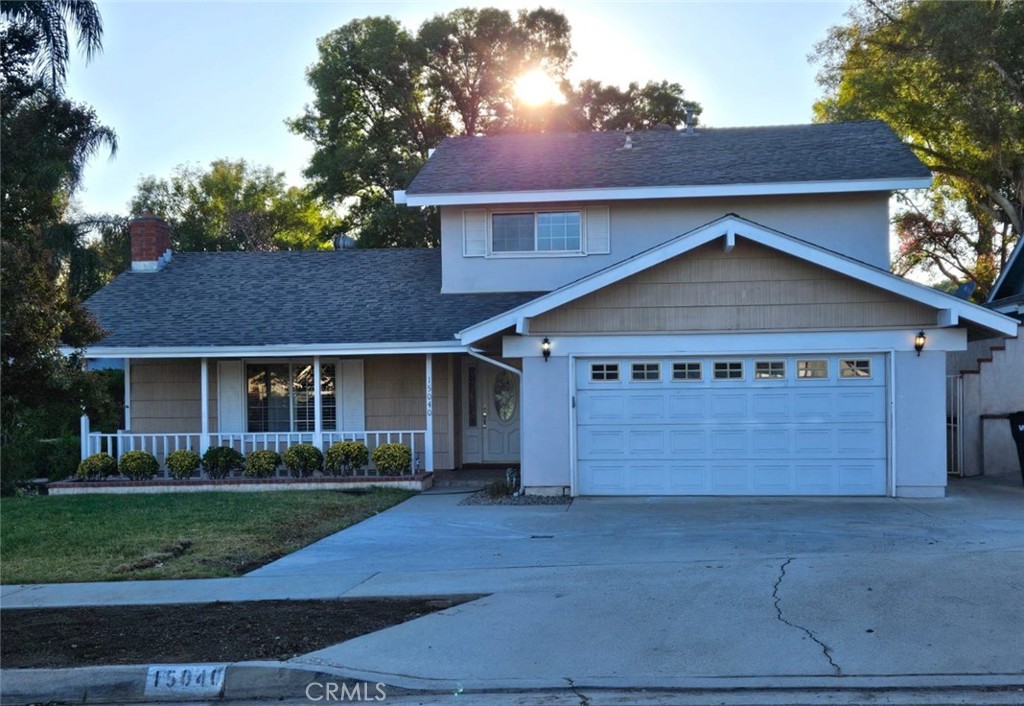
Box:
(530, 239), (937, 334)
(404, 121), (932, 206)
(458, 215), (1018, 343)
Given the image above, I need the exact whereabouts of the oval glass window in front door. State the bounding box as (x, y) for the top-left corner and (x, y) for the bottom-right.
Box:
(493, 370), (517, 422)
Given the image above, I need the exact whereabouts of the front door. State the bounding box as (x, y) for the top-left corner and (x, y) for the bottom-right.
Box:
(461, 362), (520, 464)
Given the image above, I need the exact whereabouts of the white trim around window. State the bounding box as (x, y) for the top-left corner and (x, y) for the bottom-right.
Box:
(463, 205), (610, 258)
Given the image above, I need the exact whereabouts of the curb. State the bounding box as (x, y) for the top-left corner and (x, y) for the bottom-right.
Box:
(0, 662), (412, 705)
(4, 661), (1024, 705)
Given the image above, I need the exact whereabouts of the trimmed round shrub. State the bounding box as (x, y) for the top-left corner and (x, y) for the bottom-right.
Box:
(166, 449), (201, 480)
(282, 443), (324, 478)
(371, 443), (411, 476)
(244, 449), (281, 478)
(76, 452), (118, 481)
(324, 441), (368, 476)
(202, 446), (244, 479)
(119, 450), (160, 480)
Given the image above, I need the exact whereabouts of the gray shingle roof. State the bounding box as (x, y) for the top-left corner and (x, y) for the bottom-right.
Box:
(85, 250), (540, 348)
(406, 120), (931, 195)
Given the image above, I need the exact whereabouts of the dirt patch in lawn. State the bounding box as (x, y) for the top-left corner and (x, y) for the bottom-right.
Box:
(1, 596), (479, 668)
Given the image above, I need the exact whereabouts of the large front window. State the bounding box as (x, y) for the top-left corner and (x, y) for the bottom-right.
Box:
(247, 362), (336, 432)
(492, 211), (581, 253)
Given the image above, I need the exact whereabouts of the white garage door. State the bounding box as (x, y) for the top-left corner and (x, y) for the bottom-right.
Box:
(575, 355), (888, 496)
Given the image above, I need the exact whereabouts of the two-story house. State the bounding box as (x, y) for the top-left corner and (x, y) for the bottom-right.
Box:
(81, 120), (1017, 497)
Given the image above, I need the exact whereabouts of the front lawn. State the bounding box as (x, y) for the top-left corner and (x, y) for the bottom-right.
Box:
(0, 488), (412, 584)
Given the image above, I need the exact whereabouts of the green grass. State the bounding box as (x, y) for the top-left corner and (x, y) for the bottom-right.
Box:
(0, 488), (412, 584)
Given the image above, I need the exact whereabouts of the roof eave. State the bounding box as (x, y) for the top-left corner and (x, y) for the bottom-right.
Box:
(404, 176), (933, 207)
(68, 340), (470, 359)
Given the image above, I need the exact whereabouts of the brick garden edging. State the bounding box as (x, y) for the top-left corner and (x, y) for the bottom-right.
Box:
(47, 474), (433, 495)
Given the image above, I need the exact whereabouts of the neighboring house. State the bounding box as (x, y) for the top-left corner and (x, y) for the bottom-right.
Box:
(82, 120), (1018, 497)
(946, 240), (1024, 478)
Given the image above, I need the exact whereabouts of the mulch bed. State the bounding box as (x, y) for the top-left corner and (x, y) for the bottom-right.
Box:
(1, 596), (477, 668)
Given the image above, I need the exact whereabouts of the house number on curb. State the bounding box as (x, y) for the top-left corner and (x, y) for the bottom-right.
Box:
(144, 665), (226, 697)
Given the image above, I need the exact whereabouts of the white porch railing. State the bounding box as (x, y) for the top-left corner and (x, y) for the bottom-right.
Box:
(84, 428), (428, 479)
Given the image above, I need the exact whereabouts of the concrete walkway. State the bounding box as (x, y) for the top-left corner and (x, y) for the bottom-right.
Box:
(4, 476), (1024, 694)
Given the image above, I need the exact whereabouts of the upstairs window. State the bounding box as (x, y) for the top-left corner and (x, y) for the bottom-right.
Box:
(492, 211), (581, 253)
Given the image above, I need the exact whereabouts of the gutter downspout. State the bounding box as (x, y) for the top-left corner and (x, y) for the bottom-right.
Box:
(467, 348), (525, 495)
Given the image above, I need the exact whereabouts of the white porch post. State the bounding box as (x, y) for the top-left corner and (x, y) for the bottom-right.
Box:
(200, 357), (210, 453)
(80, 412), (90, 461)
(123, 357), (132, 431)
(313, 355), (323, 450)
(424, 354), (434, 473)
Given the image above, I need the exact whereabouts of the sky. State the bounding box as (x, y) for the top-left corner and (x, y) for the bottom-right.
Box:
(65, 1), (853, 216)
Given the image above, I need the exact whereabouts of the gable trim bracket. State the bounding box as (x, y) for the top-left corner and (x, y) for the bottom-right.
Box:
(457, 214), (1019, 344)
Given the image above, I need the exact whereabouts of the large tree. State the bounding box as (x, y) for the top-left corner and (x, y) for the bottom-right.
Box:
(812, 0), (1024, 299)
(291, 7), (702, 248)
(289, 16), (448, 248)
(130, 159), (342, 252)
(418, 7), (573, 135)
(0, 5), (118, 490)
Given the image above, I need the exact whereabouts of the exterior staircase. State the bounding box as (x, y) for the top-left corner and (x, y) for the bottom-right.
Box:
(948, 328), (1024, 477)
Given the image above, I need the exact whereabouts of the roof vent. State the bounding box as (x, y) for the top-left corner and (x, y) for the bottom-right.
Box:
(684, 108), (697, 136)
(333, 234), (357, 250)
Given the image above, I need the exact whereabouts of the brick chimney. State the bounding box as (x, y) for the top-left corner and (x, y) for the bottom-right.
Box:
(129, 213), (172, 272)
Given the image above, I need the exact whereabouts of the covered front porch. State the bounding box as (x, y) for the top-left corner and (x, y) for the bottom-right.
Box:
(80, 352), (453, 479)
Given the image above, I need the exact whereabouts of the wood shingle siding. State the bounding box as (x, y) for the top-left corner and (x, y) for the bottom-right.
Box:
(531, 240), (937, 334)
(364, 355), (453, 471)
(130, 359), (217, 433)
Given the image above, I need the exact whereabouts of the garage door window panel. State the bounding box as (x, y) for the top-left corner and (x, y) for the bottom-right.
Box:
(631, 362), (661, 381)
(672, 362), (702, 381)
(754, 361), (786, 380)
(840, 359), (872, 379)
(797, 360), (829, 379)
(713, 361), (744, 380)
(591, 363), (620, 382)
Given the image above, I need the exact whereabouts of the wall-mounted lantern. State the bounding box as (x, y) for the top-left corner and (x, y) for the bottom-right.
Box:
(541, 337), (551, 361)
(914, 331), (927, 356)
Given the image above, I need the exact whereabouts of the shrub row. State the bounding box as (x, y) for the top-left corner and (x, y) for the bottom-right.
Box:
(75, 441), (413, 481)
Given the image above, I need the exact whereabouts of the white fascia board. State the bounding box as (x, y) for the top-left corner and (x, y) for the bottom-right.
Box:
(393, 190), (407, 205)
(459, 214), (1019, 343)
(404, 176), (933, 207)
(70, 341), (469, 360)
(502, 329), (969, 358)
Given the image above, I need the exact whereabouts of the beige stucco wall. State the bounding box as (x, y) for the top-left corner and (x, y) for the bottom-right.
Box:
(440, 192), (891, 293)
(531, 239), (937, 333)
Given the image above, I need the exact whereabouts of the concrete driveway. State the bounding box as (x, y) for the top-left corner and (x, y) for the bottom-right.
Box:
(248, 477), (1024, 690)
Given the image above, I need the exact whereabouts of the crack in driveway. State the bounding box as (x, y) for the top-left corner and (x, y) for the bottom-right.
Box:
(772, 557), (841, 676)
(564, 677), (590, 706)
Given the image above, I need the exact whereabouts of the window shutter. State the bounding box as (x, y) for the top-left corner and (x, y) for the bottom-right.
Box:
(216, 361), (245, 432)
(463, 209), (487, 257)
(584, 206), (610, 254)
(340, 359), (365, 431)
